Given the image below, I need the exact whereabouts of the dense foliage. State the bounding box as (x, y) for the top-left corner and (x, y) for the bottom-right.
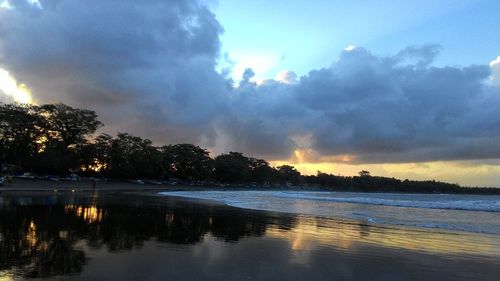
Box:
(1, 103), (498, 194)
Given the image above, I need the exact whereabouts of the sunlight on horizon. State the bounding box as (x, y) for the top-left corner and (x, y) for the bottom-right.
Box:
(270, 159), (500, 187)
(0, 68), (33, 104)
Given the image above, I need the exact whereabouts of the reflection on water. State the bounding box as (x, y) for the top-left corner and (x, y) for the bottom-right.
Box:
(65, 193), (103, 224)
(268, 216), (500, 258)
(0, 191), (499, 280)
(64, 205), (104, 224)
(0, 191), (294, 279)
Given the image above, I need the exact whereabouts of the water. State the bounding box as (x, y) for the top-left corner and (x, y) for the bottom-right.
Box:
(161, 190), (500, 234)
(1, 190), (499, 281)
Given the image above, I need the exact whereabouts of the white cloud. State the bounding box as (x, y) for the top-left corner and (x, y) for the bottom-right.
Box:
(489, 56), (500, 86)
(229, 52), (280, 83)
(275, 70), (298, 84)
(0, 0), (42, 10)
(27, 0), (42, 9)
(344, 45), (356, 51)
(0, 0), (12, 9)
(0, 68), (33, 103)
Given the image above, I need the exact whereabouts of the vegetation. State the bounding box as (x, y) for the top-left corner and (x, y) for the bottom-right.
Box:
(1, 102), (499, 194)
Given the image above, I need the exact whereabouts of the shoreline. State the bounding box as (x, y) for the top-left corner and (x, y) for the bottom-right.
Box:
(2, 180), (499, 236)
(2, 178), (499, 195)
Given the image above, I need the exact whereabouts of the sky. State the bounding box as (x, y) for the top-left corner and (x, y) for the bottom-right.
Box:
(212, 0), (500, 81)
(0, 0), (499, 186)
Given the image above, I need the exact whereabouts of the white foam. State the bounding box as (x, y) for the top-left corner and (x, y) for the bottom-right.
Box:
(276, 192), (500, 212)
(161, 190), (500, 212)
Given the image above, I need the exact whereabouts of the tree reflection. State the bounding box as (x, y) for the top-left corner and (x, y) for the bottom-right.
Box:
(0, 205), (87, 278)
(0, 193), (297, 278)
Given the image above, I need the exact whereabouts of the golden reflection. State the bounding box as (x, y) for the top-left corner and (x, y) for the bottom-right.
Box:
(59, 230), (68, 240)
(165, 213), (175, 224)
(18, 220), (52, 255)
(65, 205), (103, 223)
(267, 216), (500, 257)
(0, 274), (15, 281)
(65, 193), (104, 223)
(25, 220), (38, 247)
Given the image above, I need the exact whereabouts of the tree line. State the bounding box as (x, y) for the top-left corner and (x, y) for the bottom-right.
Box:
(0, 103), (301, 184)
(1, 102), (498, 193)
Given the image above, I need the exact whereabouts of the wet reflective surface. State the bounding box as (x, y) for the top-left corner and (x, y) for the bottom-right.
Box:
(0, 190), (499, 280)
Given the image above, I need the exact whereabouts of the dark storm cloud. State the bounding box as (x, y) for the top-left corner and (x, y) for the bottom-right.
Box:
(0, 0), (229, 145)
(226, 46), (499, 162)
(0, 1), (498, 163)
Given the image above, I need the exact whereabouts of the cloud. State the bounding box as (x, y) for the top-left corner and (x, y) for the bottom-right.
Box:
(0, 1), (498, 164)
(393, 44), (442, 68)
(0, 0), (228, 145)
(275, 70), (298, 84)
(222, 46), (500, 162)
(0, 68), (33, 103)
(344, 45), (356, 52)
(490, 56), (500, 86)
(0, 1), (13, 9)
(27, 0), (42, 9)
(227, 52), (281, 83)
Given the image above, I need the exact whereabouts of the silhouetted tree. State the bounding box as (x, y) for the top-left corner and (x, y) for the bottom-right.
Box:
(107, 133), (162, 179)
(161, 144), (213, 180)
(214, 152), (251, 183)
(39, 104), (102, 147)
(33, 104), (103, 174)
(277, 165), (301, 185)
(0, 103), (46, 169)
(248, 158), (275, 183)
(358, 170), (371, 177)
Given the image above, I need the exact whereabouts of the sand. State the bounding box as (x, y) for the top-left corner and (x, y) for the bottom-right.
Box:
(0, 178), (196, 192)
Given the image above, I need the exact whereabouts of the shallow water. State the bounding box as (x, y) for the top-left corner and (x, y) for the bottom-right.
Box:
(162, 190), (500, 234)
(0, 190), (499, 281)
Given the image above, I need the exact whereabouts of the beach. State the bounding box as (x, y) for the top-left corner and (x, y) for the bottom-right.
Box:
(0, 178), (184, 192)
(2, 1), (498, 280)
(1, 180), (499, 280)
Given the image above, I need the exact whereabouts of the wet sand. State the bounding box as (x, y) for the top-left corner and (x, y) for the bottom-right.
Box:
(0, 178), (187, 192)
(1, 186), (499, 280)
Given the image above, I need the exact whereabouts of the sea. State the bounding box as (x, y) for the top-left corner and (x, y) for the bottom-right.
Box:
(161, 190), (500, 235)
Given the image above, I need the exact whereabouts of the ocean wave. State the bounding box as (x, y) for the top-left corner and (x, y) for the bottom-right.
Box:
(273, 191), (500, 212)
(161, 190), (500, 212)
